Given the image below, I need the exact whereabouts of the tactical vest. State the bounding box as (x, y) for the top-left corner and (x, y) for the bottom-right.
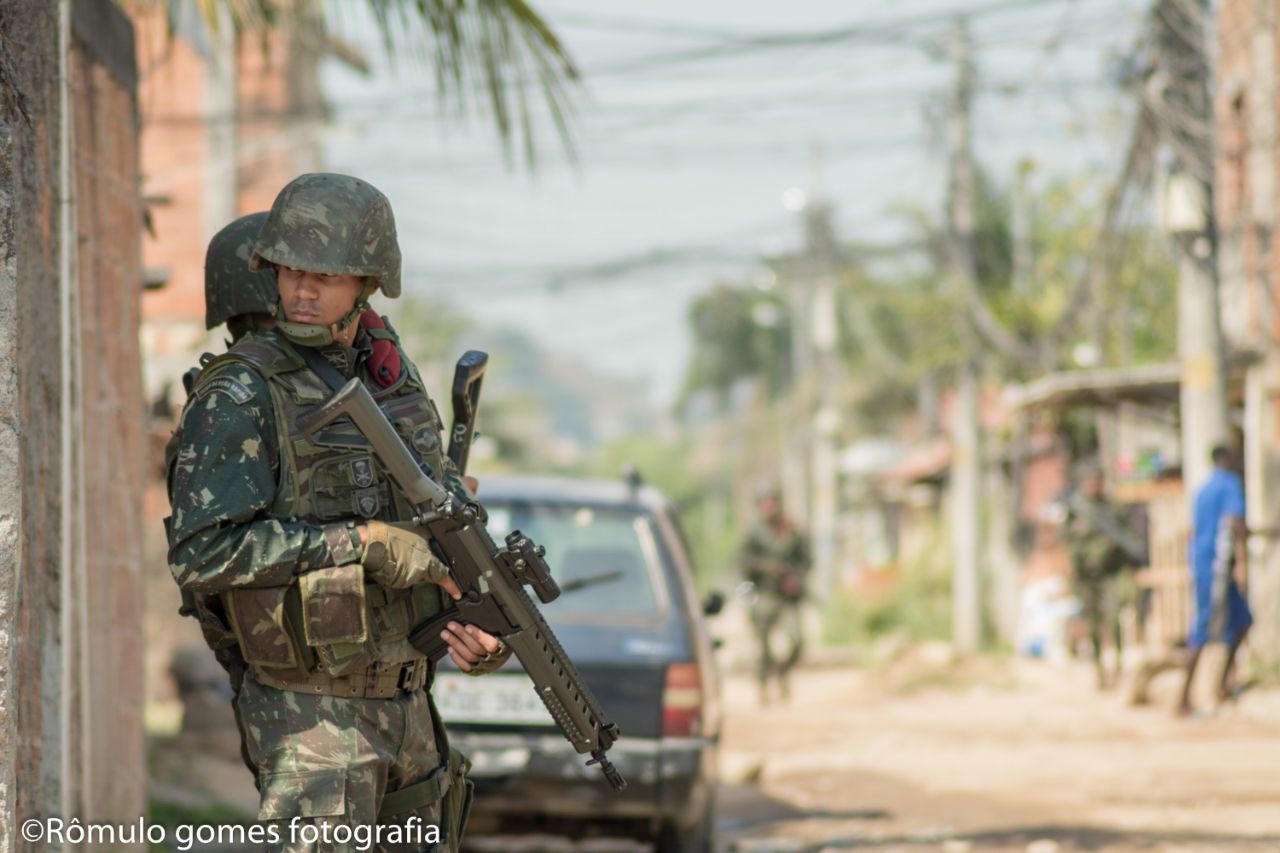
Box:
(187, 330), (456, 686)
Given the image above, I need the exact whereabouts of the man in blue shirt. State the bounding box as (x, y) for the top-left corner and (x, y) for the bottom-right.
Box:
(1177, 445), (1252, 716)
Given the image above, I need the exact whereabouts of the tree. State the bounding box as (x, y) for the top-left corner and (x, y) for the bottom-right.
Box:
(884, 168), (1178, 382)
(128, 0), (579, 163)
(679, 282), (791, 410)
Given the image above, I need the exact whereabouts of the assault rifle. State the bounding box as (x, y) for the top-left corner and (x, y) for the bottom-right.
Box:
(1064, 491), (1146, 564)
(296, 377), (626, 792)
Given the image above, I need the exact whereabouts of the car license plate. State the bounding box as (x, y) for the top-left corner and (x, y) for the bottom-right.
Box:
(434, 673), (555, 726)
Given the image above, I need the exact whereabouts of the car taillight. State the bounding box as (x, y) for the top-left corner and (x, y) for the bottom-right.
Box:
(662, 662), (702, 738)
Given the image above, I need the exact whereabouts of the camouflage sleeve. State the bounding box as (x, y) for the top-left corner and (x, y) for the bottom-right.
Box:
(167, 365), (356, 594)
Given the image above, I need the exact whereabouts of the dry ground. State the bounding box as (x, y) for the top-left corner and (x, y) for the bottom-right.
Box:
(148, 647), (1280, 853)
(716, 651), (1280, 853)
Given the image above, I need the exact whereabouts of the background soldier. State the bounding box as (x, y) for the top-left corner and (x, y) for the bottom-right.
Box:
(1065, 466), (1139, 690)
(166, 173), (508, 851)
(741, 489), (810, 705)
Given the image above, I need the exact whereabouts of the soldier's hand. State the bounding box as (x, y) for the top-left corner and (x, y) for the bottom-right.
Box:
(360, 521), (462, 599)
(462, 475), (479, 494)
(441, 621), (507, 673)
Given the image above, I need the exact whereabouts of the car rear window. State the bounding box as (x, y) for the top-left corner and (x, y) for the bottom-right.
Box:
(483, 502), (667, 619)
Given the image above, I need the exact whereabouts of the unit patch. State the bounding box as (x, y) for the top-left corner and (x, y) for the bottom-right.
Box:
(355, 488), (381, 518)
(351, 458), (374, 488)
(412, 426), (440, 455)
(197, 376), (253, 405)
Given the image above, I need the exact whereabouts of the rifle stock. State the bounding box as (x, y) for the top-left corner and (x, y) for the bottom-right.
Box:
(296, 377), (626, 792)
(448, 350), (488, 475)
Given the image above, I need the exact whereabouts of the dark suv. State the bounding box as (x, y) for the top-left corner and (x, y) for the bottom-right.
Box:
(435, 475), (722, 852)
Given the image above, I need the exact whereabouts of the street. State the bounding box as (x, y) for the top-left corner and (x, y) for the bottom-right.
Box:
(715, 653), (1280, 853)
(149, 643), (1280, 853)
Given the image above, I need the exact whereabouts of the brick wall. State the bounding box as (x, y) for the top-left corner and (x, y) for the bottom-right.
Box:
(1215, 0), (1280, 667)
(1216, 0), (1280, 349)
(134, 10), (321, 715)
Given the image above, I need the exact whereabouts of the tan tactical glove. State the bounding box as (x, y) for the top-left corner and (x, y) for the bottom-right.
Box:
(361, 520), (451, 589)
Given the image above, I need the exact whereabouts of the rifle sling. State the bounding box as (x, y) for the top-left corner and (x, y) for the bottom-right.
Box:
(291, 340), (351, 393)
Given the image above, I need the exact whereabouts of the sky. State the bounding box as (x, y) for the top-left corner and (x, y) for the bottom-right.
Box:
(318, 0), (1153, 406)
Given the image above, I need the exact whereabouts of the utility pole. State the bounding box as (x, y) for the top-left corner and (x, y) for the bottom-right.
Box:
(805, 196), (841, 597)
(1011, 159), (1034, 298)
(946, 17), (983, 654)
(1151, 0), (1230, 493)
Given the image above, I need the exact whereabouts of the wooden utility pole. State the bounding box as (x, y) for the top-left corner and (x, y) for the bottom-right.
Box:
(947, 17), (983, 654)
(1151, 0), (1231, 492)
(806, 198), (841, 597)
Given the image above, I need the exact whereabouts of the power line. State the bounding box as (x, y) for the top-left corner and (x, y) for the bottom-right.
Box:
(579, 0), (1116, 77)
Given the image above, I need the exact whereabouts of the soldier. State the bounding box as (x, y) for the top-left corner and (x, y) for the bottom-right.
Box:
(166, 173), (509, 851)
(165, 211), (280, 785)
(1065, 467), (1138, 690)
(203, 211), (279, 344)
(740, 489), (809, 704)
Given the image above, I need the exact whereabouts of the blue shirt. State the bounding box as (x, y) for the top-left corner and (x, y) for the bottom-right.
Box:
(1192, 468), (1245, 564)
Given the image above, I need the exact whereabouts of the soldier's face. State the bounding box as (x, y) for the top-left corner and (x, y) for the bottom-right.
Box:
(277, 266), (363, 327)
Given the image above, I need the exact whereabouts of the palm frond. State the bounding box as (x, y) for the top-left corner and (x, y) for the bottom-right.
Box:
(128, 0), (580, 167)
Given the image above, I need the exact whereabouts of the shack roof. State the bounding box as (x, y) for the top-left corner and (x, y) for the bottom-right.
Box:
(1003, 363), (1181, 413)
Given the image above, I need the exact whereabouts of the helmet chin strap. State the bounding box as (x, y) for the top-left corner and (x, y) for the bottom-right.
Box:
(275, 281), (377, 348)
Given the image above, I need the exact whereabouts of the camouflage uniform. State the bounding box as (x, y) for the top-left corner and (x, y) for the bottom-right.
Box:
(1066, 496), (1134, 687)
(741, 517), (809, 702)
(166, 211), (279, 784)
(166, 175), (501, 852)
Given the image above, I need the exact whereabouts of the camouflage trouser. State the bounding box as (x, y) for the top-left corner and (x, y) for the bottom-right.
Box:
(239, 677), (444, 853)
(1077, 573), (1134, 668)
(750, 597), (804, 690)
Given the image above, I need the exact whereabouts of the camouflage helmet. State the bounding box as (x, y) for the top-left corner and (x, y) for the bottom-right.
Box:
(250, 172), (402, 298)
(204, 212), (278, 330)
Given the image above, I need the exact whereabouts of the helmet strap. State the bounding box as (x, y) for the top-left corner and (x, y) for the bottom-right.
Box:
(275, 281), (376, 349)
(333, 279), (378, 336)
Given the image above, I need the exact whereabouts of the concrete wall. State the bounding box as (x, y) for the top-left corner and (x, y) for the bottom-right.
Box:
(0, 0), (145, 846)
(1, 2), (66, 846)
(71, 0), (147, 826)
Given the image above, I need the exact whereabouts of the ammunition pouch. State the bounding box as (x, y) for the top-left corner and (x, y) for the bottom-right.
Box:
(225, 562), (444, 690)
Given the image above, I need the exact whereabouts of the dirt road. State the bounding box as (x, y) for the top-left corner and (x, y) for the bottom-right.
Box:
(149, 646), (1280, 852)
(718, 652), (1280, 853)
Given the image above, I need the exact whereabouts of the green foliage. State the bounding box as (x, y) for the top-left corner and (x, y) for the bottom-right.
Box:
(388, 295), (471, 366)
(679, 283), (791, 408)
(127, 0), (580, 166)
(829, 169), (1179, 429)
(148, 795), (252, 850)
(820, 525), (952, 647)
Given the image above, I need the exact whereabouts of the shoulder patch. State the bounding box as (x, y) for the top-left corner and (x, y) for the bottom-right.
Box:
(196, 375), (253, 405)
